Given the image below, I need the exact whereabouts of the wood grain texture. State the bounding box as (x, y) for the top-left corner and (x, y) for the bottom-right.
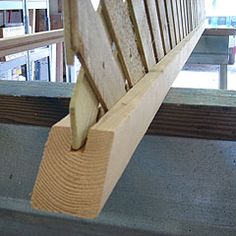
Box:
(180, 0), (187, 37)
(156, 0), (171, 54)
(31, 22), (205, 219)
(176, 0), (184, 40)
(3, 84), (236, 142)
(204, 28), (236, 36)
(183, 0), (189, 34)
(171, 0), (180, 44)
(0, 81), (73, 127)
(145, 0), (165, 61)
(63, 1), (74, 65)
(127, 0), (156, 70)
(187, 0), (193, 32)
(0, 29), (63, 58)
(70, 69), (99, 150)
(68, 0), (126, 110)
(165, 0), (176, 48)
(148, 88), (236, 141)
(101, 0), (145, 86)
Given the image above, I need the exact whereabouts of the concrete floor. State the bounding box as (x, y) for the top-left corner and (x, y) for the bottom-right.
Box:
(0, 124), (236, 235)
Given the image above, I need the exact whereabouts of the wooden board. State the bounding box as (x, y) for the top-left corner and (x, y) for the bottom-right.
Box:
(2, 83), (236, 142)
(70, 69), (99, 150)
(171, 0), (181, 44)
(204, 28), (236, 36)
(101, 0), (145, 86)
(127, 0), (156, 70)
(180, 0), (187, 37)
(145, 0), (165, 61)
(63, 0), (75, 65)
(0, 29), (63, 58)
(68, 0), (126, 110)
(156, 0), (171, 53)
(147, 88), (236, 140)
(183, 0), (189, 34)
(165, 0), (176, 48)
(0, 81), (72, 127)
(187, 0), (193, 32)
(176, 0), (184, 40)
(31, 22), (205, 219)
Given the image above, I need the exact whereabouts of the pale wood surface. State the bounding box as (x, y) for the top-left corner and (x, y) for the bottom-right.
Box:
(204, 28), (236, 36)
(145, 0), (165, 61)
(63, 1), (74, 65)
(183, 0), (189, 34)
(69, 0), (126, 110)
(187, 0), (193, 32)
(32, 22), (205, 219)
(165, 0), (177, 48)
(127, 0), (156, 70)
(156, 0), (171, 54)
(0, 29), (63, 58)
(70, 69), (99, 150)
(171, 0), (181, 44)
(101, 0), (145, 86)
(176, 0), (184, 40)
(180, 0), (186, 37)
(3, 83), (236, 142)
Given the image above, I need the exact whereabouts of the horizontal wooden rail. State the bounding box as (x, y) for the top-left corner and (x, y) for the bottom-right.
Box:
(204, 28), (236, 36)
(1, 82), (236, 141)
(0, 29), (64, 57)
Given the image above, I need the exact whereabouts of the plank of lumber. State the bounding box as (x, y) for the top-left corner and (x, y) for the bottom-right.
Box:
(147, 88), (236, 140)
(204, 28), (236, 36)
(0, 81), (73, 127)
(70, 69), (99, 150)
(127, 0), (156, 70)
(145, 0), (165, 61)
(183, 0), (189, 34)
(0, 29), (63, 58)
(68, 0), (126, 110)
(63, 1), (75, 65)
(176, 0), (184, 40)
(101, 0), (145, 86)
(31, 22), (205, 219)
(187, 0), (193, 32)
(2, 83), (236, 142)
(165, 0), (177, 48)
(171, 0), (181, 44)
(156, 0), (171, 54)
(180, 0), (187, 37)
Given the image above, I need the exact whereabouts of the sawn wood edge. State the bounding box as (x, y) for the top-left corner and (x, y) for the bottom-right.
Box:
(31, 22), (205, 219)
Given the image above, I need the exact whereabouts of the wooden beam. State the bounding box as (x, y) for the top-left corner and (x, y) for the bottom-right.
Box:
(0, 29), (63, 58)
(0, 81), (72, 127)
(204, 28), (236, 36)
(2, 83), (236, 142)
(147, 88), (236, 140)
(31, 22), (205, 219)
